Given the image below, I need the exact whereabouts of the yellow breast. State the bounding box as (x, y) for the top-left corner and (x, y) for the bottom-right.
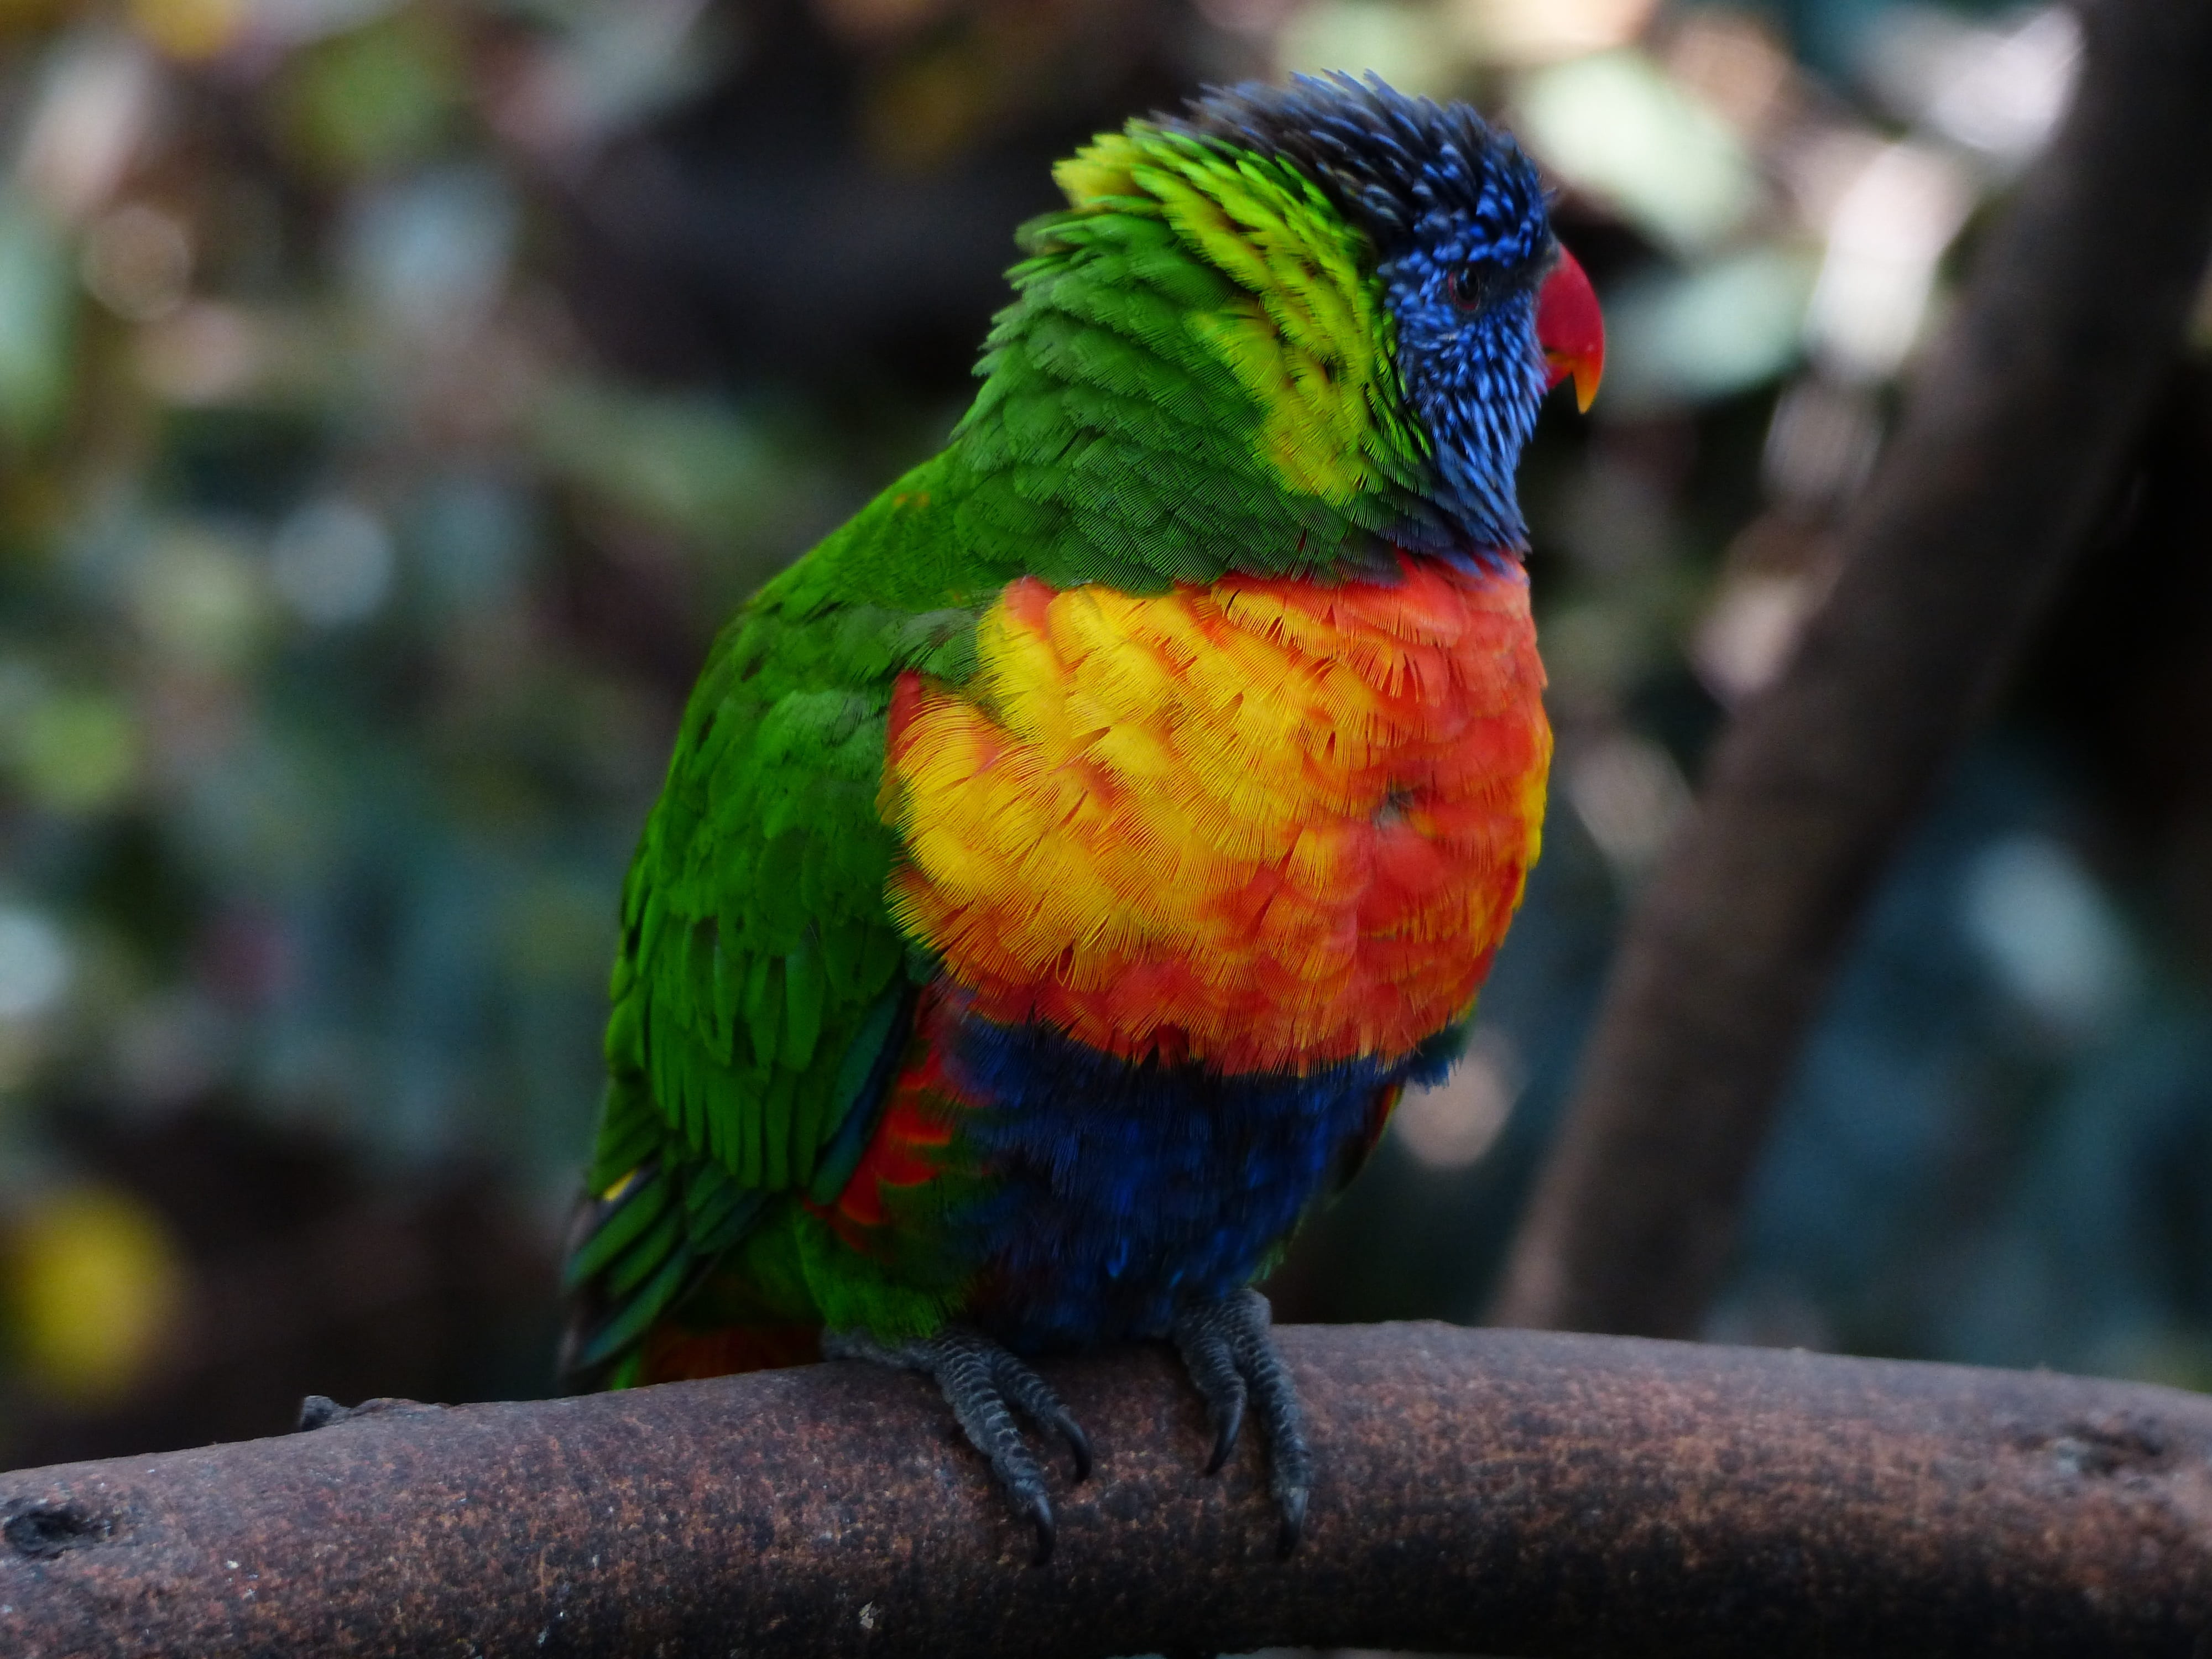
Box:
(880, 553), (1551, 1073)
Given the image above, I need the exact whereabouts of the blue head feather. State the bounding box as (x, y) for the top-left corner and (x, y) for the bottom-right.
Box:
(1179, 72), (1557, 555)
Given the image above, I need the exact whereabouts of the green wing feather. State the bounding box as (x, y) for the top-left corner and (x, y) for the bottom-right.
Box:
(559, 487), (977, 1385)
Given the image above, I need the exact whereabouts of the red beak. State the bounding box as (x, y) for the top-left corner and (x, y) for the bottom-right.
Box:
(1537, 245), (1604, 413)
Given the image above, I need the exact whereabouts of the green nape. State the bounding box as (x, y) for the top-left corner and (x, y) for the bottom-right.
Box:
(766, 117), (1449, 616)
(567, 108), (1453, 1380)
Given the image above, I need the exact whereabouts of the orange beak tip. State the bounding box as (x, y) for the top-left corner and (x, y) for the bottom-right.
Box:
(1542, 349), (1603, 414)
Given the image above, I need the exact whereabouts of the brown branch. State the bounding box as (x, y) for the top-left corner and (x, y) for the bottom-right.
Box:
(1491, 0), (2212, 1338)
(5, 1324), (2212, 1656)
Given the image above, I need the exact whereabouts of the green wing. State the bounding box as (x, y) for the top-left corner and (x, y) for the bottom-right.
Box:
(559, 478), (981, 1386)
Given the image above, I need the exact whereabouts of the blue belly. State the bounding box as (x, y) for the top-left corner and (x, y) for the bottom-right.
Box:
(938, 1011), (1461, 1349)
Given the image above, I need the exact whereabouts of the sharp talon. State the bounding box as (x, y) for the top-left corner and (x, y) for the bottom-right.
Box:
(1062, 1417), (1093, 1483)
(1173, 1291), (1313, 1550)
(1027, 1494), (1057, 1567)
(826, 1324), (1086, 1562)
(1205, 1396), (1245, 1473)
(985, 1344), (1093, 1485)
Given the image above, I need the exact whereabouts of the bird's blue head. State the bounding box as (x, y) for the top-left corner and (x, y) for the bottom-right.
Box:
(1181, 73), (1604, 555)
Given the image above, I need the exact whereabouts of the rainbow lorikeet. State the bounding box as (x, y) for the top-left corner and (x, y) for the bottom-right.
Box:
(559, 72), (1603, 1563)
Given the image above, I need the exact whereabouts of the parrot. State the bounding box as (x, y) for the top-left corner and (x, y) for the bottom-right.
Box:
(558, 70), (1604, 1564)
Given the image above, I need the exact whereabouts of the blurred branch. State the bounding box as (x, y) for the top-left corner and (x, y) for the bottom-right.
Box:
(1492, 0), (2212, 1337)
(6, 1324), (2212, 1656)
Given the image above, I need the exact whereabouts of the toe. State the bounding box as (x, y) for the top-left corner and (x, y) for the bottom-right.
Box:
(1175, 1291), (1316, 1552)
(1204, 1389), (1245, 1474)
(1025, 1490), (1057, 1568)
(1275, 1485), (1308, 1558)
(1171, 1308), (1252, 1475)
(988, 1348), (1093, 1483)
(1060, 1414), (1094, 1483)
(830, 1326), (1084, 1566)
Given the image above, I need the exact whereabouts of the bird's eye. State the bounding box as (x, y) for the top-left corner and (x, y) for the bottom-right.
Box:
(1445, 260), (1507, 315)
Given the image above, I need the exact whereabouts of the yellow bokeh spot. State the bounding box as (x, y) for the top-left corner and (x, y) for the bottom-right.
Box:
(6, 1185), (186, 1404)
(130, 0), (247, 61)
(0, 0), (75, 40)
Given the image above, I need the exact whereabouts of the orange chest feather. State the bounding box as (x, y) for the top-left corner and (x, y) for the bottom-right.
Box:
(880, 554), (1552, 1072)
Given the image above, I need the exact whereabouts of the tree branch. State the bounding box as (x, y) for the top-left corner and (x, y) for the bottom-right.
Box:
(4, 1324), (2212, 1656)
(1491, 0), (2212, 1338)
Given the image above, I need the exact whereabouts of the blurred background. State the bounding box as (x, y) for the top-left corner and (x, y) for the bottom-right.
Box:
(0, 0), (2206, 1472)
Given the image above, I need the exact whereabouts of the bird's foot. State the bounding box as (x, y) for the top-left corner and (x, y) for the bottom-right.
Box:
(822, 1325), (1091, 1566)
(1170, 1288), (1311, 1556)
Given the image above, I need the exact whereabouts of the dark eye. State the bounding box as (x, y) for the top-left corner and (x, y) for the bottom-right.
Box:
(1446, 249), (1545, 316)
(1445, 260), (1508, 315)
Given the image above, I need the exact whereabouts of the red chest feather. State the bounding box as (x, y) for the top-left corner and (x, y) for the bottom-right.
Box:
(881, 554), (1551, 1072)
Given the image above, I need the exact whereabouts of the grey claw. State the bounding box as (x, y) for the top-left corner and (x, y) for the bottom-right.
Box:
(1205, 1393), (1245, 1474)
(1061, 1417), (1094, 1483)
(825, 1325), (1087, 1567)
(1276, 1485), (1308, 1557)
(1172, 1290), (1312, 1553)
(1170, 1306), (1249, 1475)
(990, 1345), (1092, 1481)
(1027, 1493), (1057, 1567)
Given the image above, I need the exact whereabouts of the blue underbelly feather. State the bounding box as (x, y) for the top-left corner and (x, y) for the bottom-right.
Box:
(939, 1010), (1462, 1348)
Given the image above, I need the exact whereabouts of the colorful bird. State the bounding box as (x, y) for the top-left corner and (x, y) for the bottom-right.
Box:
(560, 71), (1603, 1563)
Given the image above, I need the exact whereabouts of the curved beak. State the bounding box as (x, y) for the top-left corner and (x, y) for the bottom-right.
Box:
(1537, 245), (1605, 414)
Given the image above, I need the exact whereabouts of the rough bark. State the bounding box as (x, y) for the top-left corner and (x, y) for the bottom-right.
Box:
(6, 1324), (2212, 1656)
(1491, 0), (2212, 1338)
